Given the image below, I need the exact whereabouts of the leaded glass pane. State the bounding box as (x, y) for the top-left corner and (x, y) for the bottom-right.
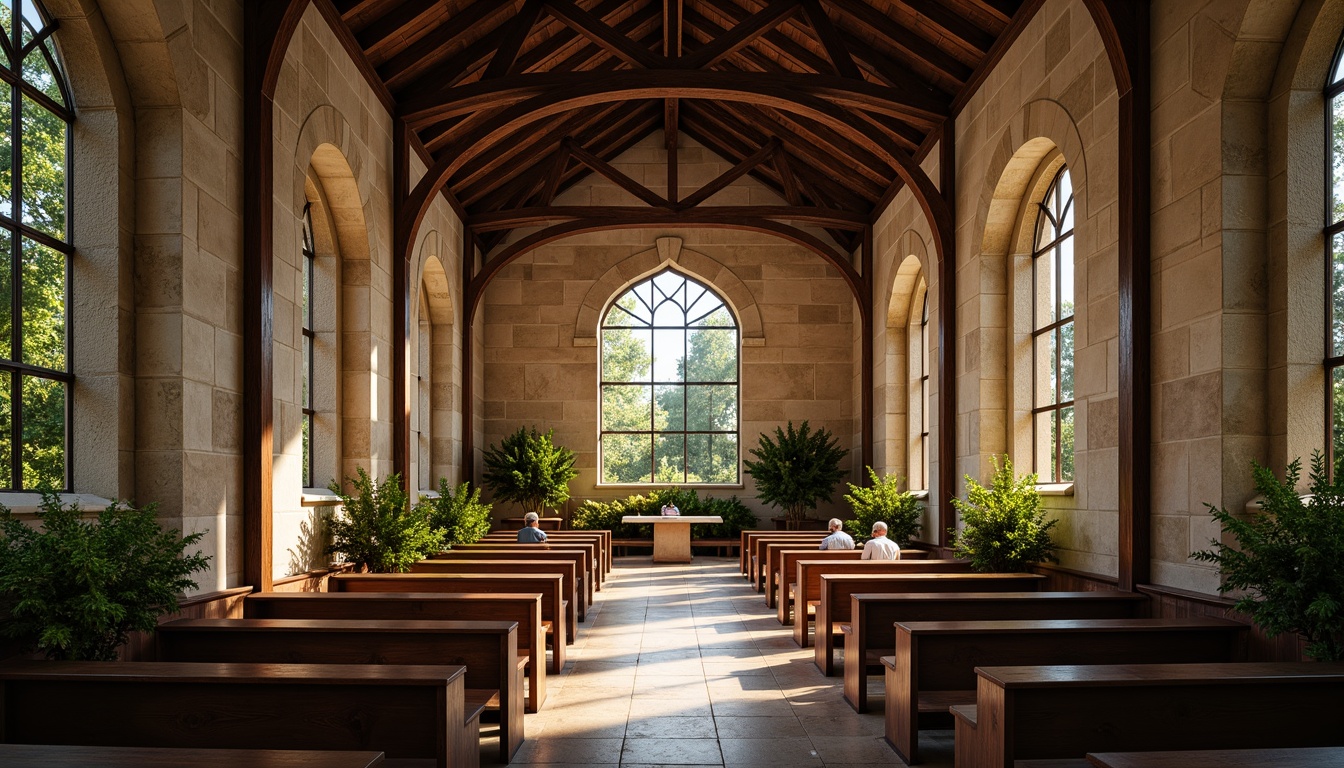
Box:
(21, 373), (61, 488)
(651, 327), (684, 381)
(1059, 322), (1075, 403)
(0, 369), (9, 487)
(602, 327), (650, 382)
(1034, 243), (1054, 326)
(1334, 367), (1344, 477)
(602, 433), (651, 484)
(654, 384), (682, 431)
(686, 328), (736, 381)
(21, 93), (64, 239)
(301, 412), (311, 488)
(20, 236), (61, 370)
(22, 45), (61, 105)
(1334, 92), (1344, 226)
(1033, 331), (1053, 408)
(654, 433), (684, 482)
(0, 79), (12, 219)
(602, 384), (650, 432)
(1335, 232), (1344, 358)
(1059, 405), (1075, 482)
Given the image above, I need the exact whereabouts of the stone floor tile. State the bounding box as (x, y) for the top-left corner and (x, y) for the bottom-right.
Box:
(627, 697), (714, 718)
(624, 715), (716, 738)
(718, 737), (824, 766)
(811, 735), (903, 764)
(621, 737), (723, 764)
(512, 737), (624, 763)
(713, 714), (809, 739)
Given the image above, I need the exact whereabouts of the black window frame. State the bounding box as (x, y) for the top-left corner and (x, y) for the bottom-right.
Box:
(1030, 165), (1075, 484)
(301, 202), (315, 489)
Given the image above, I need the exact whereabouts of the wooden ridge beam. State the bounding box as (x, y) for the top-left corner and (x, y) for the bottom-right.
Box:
(565, 137), (671, 208)
(356, 0), (442, 62)
(678, 0), (802, 69)
(514, 0), (646, 73)
(799, 0), (861, 79)
(378, 0), (513, 88)
(467, 204), (867, 232)
(484, 0), (547, 80)
(675, 137), (781, 209)
(543, 0), (663, 69)
(827, 0), (971, 90)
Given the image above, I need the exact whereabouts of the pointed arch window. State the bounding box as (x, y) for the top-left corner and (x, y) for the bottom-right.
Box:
(0, 1), (72, 490)
(301, 203), (315, 488)
(600, 270), (739, 484)
(1325, 38), (1344, 475)
(912, 293), (929, 490)
(1031, 167), (1075, 483)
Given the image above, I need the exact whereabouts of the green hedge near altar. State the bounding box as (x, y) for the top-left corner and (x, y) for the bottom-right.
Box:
(572, 489), (757, 539)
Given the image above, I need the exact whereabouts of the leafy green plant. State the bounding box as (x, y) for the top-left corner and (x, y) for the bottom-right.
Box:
(327, 469), (444, 573)
(1191, 453), (1344, 661)
(743, 420), (849, 527)
(424, 479), (493, 548)
(482, 426), (578, 517)
(844, 467), (922, 543)
(0, 493), (211, 661)
(951, 456), (1057, 573)
(571, 488), (757, 539)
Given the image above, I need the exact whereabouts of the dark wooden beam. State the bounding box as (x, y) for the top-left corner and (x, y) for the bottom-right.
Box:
(460, 226), (476, 485)
(773, 149), (802, 206)
(483, 0), (547, 80)
(959, 0), (1017, 25)
(937, 118), (956, 551)
(675, 137), (781, 209)
(565, 137), (671, 208)
(543, 0), (664, 69)
(726, 101), (891, 193)
(243, 0), (308, 592)
(664, 0), (683, 57)
(893, 0), (997, 57)
(378, 0), (513, 89)
(467, 204), (867, 232)
(1084, 0), (1150, 592)
(540, 148), (570, 207)
(678, 0), (802, 69)
(827, 0), (971, 91)
(392, 118), (410, 490)
(860, 225), (875, 480)
(799, 0), (861, 79)
(356, 0), (442, 63)
(514, 0), (648, 73)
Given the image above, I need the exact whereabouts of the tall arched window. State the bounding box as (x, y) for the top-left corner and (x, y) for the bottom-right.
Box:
(1326, 39), (1344, 474)
(600, 269), (739, 484)
(911, 293), (929, 490)
(1032, 167), (1075, 482)
(0, 1), (71, 490)
(301, 203), (315, 488)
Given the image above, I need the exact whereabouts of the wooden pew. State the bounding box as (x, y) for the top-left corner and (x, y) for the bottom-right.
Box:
(0, 745), (387, 767)
(768, 546), (931, 615)
(329, 572), (568, 673)
(482, 531), (610, 577)
(882, 617), (1248, 763)
(157, 617), (525, 764)
(953, 661), (1344, 768)
(741, 530), (821, 575)
(792, 559), (975, 646)
(244, 591), (549, 713)
(0, 660), (477, 768)
(750, 534), (826, 591)
(446, 542), (599, 596)
(1086, 747), (1344, 768)
(814, 573), (1045, 675)
(409, 558), (582, 632)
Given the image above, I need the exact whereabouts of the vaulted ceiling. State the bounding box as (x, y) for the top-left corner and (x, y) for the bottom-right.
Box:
(331, 0), (1028, 252)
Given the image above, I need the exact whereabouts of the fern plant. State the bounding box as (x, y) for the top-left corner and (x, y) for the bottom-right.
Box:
(743, 420), (848, 527)
(482, 426), (578, 517)
(327, 469), (443, 573)
(951, 456), (1057, 572)
(844, 467), (921, 543)
(1191, 453), (1344, 661)
(425, 479), (493, 547)
(0, 493), (211, 660)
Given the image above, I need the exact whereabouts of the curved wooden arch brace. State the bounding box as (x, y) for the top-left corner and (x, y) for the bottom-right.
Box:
(401, 70), (947, 127)
(396, 81), (954, 293)
(573, 237), (766, 348)
(465, 216), (861, 320)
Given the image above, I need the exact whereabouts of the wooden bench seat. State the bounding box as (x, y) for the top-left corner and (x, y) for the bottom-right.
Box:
(956, 661), (1344, 768)
(789, 558), (972, 639)
(156, 617), (526, 764)
(881, 616), (1248, 763)
(481, 531), (610, 576)
(750, 534), (827, 591)
(691, 537), (740, 556)
(0, 745), (388, 767)
(740, 530), (819, 575)
(409, 558), (583, 629)
(329, 572), (569, 673)
(611, 537), (651, 556)
(243, 592), (548, 713)
(447, 542), (601, 592)
(0, 660), (477, 768)
(814, 573), (1045, 675)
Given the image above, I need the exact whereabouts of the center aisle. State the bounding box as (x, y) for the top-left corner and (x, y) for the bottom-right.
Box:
(497, 556), (954, 767)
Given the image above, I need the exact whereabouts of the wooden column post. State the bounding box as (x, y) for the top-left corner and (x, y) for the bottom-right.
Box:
(462, 226), (477, 485)
(393, 119), (410, 490)
(861, 226), (875, 481)
(937, 119), (957, 550)
(242, 0), (308, 592)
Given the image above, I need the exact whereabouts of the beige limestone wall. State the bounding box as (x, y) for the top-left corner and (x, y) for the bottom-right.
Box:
(479, 135), (860, 522)
(270, 4), (398, 578)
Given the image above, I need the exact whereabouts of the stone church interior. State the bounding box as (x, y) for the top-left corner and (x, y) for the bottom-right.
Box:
(0, 0), (1342, 766)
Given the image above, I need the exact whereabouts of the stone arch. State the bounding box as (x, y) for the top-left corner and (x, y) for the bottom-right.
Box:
(574, 236), (765, 347)
(882, 238), (929, 486)
(411, 233), (457, 489)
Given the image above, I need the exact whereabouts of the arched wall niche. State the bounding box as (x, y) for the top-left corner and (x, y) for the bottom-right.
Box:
(411, 234), (457, 491)
(574, 236), (765, 348)
(882, 243), (927, 488)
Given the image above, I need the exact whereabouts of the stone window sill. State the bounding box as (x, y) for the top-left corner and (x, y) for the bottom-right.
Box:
(0, 492), (114, 517)
(596, 483), (747, 491)
(301, 489), (342, 506)
(909, 490), (929, 500)
(1035, 483), (1075, 496)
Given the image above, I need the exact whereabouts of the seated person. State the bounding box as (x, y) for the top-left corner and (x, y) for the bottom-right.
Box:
(819, 518), (855, 550)
(660, 502), (680, 516)
(860, 521), (900, 560)
(516, 511), (548, 543)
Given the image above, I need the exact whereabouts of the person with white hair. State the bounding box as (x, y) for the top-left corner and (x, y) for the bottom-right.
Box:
(861, 521), (900, 560)
(516, 511), (548, 543)
(818, 518), (855, 550)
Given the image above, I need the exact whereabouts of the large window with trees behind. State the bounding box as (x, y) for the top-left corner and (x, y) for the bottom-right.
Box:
(1326, 39), (1344, 475)
(0, 1), (70, 490)
(600, 270), (739, 484)
(1031, 166), (1074, 483)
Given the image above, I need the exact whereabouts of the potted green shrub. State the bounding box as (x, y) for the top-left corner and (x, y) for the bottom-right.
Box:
(424, 479), (492, 547)
(327, 468), (444, 573)
(743, 420), (849, 530)
(843, 466), (922, 544)
(482, 426), (578, 518)
(1192, 453), (1344, 661)
(0, 493), (211, 661)
(951, 456), (1058, 572)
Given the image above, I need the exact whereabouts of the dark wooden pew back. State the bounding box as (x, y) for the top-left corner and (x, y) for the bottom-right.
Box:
(409, 559), (582, 632)
(741, 530), (823, 574)
(792, 559), (974, 646)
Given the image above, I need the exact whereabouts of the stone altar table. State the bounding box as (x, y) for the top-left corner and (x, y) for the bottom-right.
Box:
(620, 515), (723, 563)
